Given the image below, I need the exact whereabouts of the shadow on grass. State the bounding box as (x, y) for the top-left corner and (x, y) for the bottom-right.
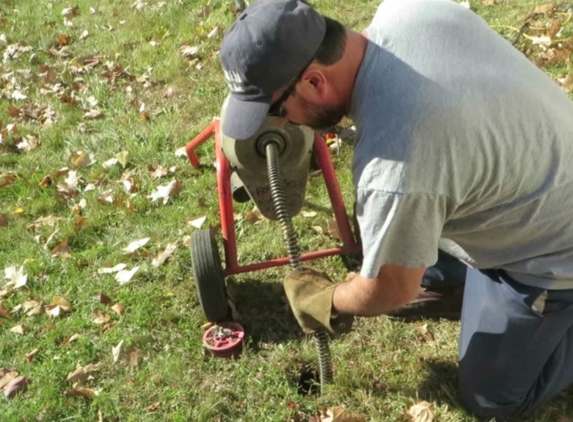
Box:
(417, 358), (465, 410)
(229, 277), (302, 350)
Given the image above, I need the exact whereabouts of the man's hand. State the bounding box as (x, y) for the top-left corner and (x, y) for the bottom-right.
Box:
(283, 267), (354, 335)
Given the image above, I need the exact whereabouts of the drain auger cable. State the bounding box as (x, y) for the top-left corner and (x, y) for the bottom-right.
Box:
(265, 141), (333, 393)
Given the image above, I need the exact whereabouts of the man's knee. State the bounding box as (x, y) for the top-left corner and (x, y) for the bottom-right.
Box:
(459, 381), (525, 421)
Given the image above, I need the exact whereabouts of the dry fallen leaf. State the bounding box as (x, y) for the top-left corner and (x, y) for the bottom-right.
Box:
(92, 312), (110, 325)
(61, 333), (80, 346)
(0, 368), (18, 389)
(66, 362), (100, 384)
(3, 376), (30, 398)
(51, 238), (70, 257)
(152, 243), (177, 267)
(0, 213), (8, 227)
(111, 303), (126, 316)
(148, 179), (182, 204)
(534, 2), (557, 14)
(115, 266), (140, 285)
(187, 216), (206, 229)
(26, 348), (39, 363)
(9, 324), (26, 335)
(404, 401), (434, 422)
(98, 263), (127, 274)
(4, 265), (28, 289)
(112, 340), (124, 363)
(0, 301), (11, 319)
(116, 150), (130, 168)
(147, 401), (162, 412)
(123, 238), (150, 254)
(63, 388), (98, 399)
(45, 296), (72, 318)
(126, 346), (140, 368)
(319, 406), (367, 422)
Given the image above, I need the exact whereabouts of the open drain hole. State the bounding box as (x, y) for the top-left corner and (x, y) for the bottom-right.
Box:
(297, 365), (320, 396)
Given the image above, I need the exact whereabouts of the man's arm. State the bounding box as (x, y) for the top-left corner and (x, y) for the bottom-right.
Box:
(332, 264), (425, 317)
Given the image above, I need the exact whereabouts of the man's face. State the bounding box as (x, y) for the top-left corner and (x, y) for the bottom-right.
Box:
(270, 84), (347, 132)
(295, 94), (346, 132)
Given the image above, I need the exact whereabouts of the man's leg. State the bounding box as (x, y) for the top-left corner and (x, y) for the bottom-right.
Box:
(459, 268), (573, 420)
(388, 249), (466, 320)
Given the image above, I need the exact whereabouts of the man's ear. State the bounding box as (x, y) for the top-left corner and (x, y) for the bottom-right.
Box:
(299, 68), (329, 100)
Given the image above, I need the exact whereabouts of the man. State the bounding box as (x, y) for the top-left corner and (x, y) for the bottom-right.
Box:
(219, 0), (573, 419)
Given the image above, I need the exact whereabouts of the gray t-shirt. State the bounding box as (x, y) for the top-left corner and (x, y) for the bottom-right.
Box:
(350, 0), (573, 289)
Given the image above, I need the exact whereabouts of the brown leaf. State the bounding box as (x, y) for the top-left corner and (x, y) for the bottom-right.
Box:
(245, 207), (264, 224)
(547, 21), (561, 39)
(39, 65), (59, 84)
(318, 406), (367, 422)
(39, 175), (52, 187)
(327, 218), (342, 241)
(92, 312), (110, 325)
(0, 368), (18, 389)
(57, 34), (70, 47)
(60, 333), (80, 346)
(73, 152), (90, 168)
(83, 109), (103, 120)
(0, 173), (17, 189)
(559, 74), (573, 92)
(126, 346), (140, 368)
(51, 238), (70, 256)
(534, 2), (557, 14)
(74, 216), (87, 229)
(66, 362), (100, 383)
(147, 401), (161, 412)
(0, 302), (11, 319)
(482, 0), (495, 5)
(3, 376), (30, 398)
(404, 401), (434, 422)
(26, 348), (39, 363)
(0, 213), (7, 227)
(9, 324), (25, 335)
(46, 296), (72, 314)
(99, 293), (112, 305)
(63, 388), (97, 399)
(111, 303), (126, 316)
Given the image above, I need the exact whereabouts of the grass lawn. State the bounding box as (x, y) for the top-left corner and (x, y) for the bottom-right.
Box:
(1, 0), (572, 421)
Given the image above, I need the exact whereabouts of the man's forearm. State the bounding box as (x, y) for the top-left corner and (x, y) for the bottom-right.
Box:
(332, 265), (424, 317)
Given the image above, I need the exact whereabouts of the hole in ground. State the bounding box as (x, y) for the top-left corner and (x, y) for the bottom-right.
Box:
(297, 365), (320, 396)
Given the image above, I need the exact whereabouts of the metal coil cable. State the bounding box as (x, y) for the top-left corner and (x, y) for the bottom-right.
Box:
(265, 141), (333, 393)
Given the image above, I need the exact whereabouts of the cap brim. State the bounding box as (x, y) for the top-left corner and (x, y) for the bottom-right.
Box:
(221, 95), (272, 140)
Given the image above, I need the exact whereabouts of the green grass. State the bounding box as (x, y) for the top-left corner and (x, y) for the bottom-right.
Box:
(1, 0), (572, 421)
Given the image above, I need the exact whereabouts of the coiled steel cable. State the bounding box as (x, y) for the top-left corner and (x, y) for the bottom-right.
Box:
(265, 141), (333, 393)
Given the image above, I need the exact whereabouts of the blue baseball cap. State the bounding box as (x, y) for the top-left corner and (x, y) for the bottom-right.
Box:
(220, 0), (326, 139)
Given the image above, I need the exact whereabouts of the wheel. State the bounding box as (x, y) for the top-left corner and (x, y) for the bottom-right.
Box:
(190, 229), (230, 322)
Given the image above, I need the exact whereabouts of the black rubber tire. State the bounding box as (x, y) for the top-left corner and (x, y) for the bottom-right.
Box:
(190, 229), (230, 322)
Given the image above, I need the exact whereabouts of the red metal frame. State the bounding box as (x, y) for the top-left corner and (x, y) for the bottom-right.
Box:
(185, 119), (361, 276)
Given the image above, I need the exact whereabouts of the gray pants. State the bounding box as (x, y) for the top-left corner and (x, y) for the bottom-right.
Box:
(459, 268), (573, 419)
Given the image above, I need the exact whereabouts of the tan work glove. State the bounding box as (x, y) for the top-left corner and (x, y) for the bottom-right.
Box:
(283, 267), (354, 335)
